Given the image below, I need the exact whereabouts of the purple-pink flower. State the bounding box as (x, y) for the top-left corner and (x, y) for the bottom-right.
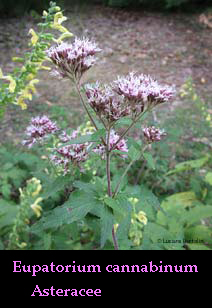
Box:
(51, 129), (91, 174)
(85, 82), (130, 123)
(22, 115), (59, 148)
(143, 126), (167, 143)
(93, 130), (128, 158)
(46, 38), (101, 81)
(112, 72), (175, 113)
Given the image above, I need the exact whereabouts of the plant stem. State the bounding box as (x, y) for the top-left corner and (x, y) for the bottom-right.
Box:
(106, 126), (119, 250)
(113, 145), (148, 198)
(110, 109), (149, 151)
(113, 159), (135, 198)
(75, 82), (98, 131)
(112, 225), (119, 250)
(75, 81), (106, 146)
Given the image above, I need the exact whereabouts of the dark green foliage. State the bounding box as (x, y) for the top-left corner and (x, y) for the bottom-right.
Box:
(102, 0), (210, 10)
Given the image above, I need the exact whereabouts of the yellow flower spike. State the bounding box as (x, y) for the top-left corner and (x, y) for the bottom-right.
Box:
(206, 114), (211, 122)
(114, 224), (119, 233)
(19, 242), (27, 248)
(22, 89), (32, 101)
(26, 73), (36, 81)
(17, 96), (27, 110)
(136, 211), (148, 225)
(50, 22), (69, 33)
(25, 218), (30, 224)
(0, 72), (16, 93)
(26, 79), (39, 94)
(192, 94), (197, 101)
(39, 66), (51, 71)
(29, 28), (39, 45)
(54, 12), (67, 25)
(21, 66), (27, 73)
(30, 197), (43, 218)
(31, 180), (42, 197)
(128, 197), (139, 206)
(5, 76), (16, 93)
(54, 32), (74, 43)
(19, 188), (24, 197)
(54, 6), (61, 12)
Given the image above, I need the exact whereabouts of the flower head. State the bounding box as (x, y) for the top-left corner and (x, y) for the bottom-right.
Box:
(93, 130), (128, 159)
(85, 82), (130, 123)
(46, 37), (101, 81)
(143, 126), (167, 143)
(22, 116), (59, 148)
(51, 129), (91, 174)
(112, 72), (175, 114)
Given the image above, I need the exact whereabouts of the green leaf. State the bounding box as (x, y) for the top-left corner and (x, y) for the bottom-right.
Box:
(104, 196), (127, 217)
(0, 199), (18, 229)
(161, 191), (198, 209)
(128, 145), (140, 161)
(116, 213), (132, 250)
(100, 205), (114, 248)
(184, 225), (212, 245)
(42, 175), (72, 198)
(116, 118), (132, 127)
(143, 222), (184, 250)
(1, 183), (12, 199)
(30, 191), (99, 232)
(127, 137), (142, 151)
(166, 155), (209, 176)
(43, 232), (52, 250)
(73, 181), (97, 193)
(186, 243), (211, 250)
(156, 191), (199, 227)
(143, 152), (155, 170)
(183, 205), (212, 227)
(205, 172), (212, 186)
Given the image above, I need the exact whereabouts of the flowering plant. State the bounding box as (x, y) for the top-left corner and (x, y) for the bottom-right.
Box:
(23, 33), (175, 250)
(0, 1), (73, 117)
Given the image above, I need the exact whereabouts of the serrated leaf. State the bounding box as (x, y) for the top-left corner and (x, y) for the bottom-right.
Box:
(143, 152), (155, 170)
(42, 175), (72, 198)
(104, 197), (127, 216)
(30, 191), (99, 232)
(73, 181), (97, 193)
(100, 205), (114, 248)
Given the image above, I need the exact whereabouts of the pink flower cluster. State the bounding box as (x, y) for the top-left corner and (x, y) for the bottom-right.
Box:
(46, 38), (101, 81)
(22, 116), (58, 148)
(85, 82), (130, 123)
(143, 126), (167, 143)
(93, 130), (128, 158)
(85, 72), (175, 123)
(50, 130), (91, 174)
(112, 72), (175, 113)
